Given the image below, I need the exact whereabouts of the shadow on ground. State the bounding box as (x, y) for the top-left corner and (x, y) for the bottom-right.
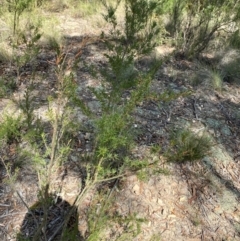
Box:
(16, 194), (83, 241)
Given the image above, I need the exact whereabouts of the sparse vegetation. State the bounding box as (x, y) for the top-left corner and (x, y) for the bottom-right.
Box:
(166, 129), (212, 163)
(0, 0), (240, 240)
(0, 113), (23, 144)
(1, 0), (163, 239)
(160, 0), (240, 58)
(210, 69), (223, 91)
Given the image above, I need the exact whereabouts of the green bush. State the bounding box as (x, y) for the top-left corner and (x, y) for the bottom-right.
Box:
(228, 29), (240, 49)
(89, 0), (161, 169)
(210, 69), (223, 91)
(166, 129), (212, 163)
(100, 0), (160, 107)
(161, 0), (240, 58)
(0, 114), (22, 144)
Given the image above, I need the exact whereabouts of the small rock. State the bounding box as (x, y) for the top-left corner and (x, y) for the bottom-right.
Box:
(85, 144), (91, 152)
(132, 184), (140, 195)
(221, 125), (231, 136)
(84, 133), (91, 140)
(179, 196), (187, 202)
(70, 155), (78, 162)
(157, 198), (164, 205)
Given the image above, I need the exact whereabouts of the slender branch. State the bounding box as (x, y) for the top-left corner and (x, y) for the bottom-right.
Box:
(0, 156), (39, 228)
(96, 174), (125, 183)
(15, 191), (39, 226)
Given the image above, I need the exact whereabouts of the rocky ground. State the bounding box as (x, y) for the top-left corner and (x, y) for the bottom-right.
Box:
(0, 11), (240, 241)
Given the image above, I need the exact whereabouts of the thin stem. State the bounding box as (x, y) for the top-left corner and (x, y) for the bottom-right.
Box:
(0, 156), (39, 229)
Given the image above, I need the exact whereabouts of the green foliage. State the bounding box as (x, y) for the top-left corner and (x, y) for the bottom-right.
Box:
(95, 110), (133, 157)
(2, 0), (43, 90)
(162, 0), (240, 58)
(166, 129), (212, 163)
(18, 87), (35, 128)
(0, 1), (199, 240)
(14, 20), (42, 54)
(86, 0), (162, 175)
(100, 0), (160, 107)
(0, 43), (12, 64)
(124, 0), (160, 53)
(125, 157), (149, 171)
(0, 77), (18, 97)
(63, 73), (92, 117)
(1, 0), (235, 240)
(13, 85), (45, 145)
(86, 194), (112, 241)
(0, 79), (8, 98)
(153, 167), (170, 175)
(165, 0), (184, 38)
(190, 215), (202, 226)
(0, 114), (22, 144)
(11, 21), (42, 80)
(150, 144), (161, 154)
(75, 2), (165, 237)
(148, 88), (192, 102)
(115, 214), (146, 240)
(228, 29), (240, 49)
(6, 0), (33, 35)
(41, 0), (101, 17)
(69, 0), (102, 17)
(210, 69), (223, 91)
(86, 189), (146, 241)
(150, 233), (161, 241)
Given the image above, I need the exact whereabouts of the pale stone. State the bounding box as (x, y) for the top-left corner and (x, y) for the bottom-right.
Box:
(180, 196), (187, 202)
(157, 198), (164, 205)
(132, 184), (140, 195)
